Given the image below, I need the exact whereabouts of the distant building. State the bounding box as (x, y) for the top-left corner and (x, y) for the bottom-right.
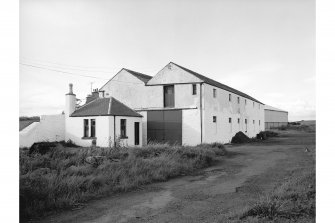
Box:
(264, 105), (288, 129)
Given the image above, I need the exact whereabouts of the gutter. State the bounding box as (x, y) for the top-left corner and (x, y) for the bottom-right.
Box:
(114, 115), (116, 147)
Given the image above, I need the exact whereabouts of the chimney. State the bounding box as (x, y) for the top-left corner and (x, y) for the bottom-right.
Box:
(65, 83), (76, 117)
(99, 90), (105, 98)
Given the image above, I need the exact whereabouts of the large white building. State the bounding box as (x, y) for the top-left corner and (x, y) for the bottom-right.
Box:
(95, 62), (265, 146)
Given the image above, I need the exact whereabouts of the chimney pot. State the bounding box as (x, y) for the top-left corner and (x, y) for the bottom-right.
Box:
(69, 83), (73, 94)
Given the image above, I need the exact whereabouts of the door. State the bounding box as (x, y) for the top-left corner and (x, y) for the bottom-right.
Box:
(147, 110), (182, 145)
(134, 122), (140, 145)
(164, 85), (174, 107)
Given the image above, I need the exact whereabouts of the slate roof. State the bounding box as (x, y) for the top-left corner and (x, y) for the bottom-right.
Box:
(170, 62), (264, 105)
(264, 105), (288, 113)
(123, 68), (152, 83)
(70, 97), (142, 117)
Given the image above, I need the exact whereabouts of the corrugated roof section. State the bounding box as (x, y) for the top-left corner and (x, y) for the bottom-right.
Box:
(70, 97), (142, 117)
(264, 105), (288, 113)
(171, 62), (264, 104)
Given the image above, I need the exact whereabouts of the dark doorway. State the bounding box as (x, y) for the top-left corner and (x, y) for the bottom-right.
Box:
(164, 85), (175, 107)
(147, 110), (182, 145)
(134, 122), (140, 145)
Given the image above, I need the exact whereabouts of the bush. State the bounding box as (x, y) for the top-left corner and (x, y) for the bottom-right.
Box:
(231, 131), (250, 144)
(20, 142), (228, 220)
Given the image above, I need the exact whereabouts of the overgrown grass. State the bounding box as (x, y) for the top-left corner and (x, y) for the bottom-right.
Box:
(234, 167), (315, 222)
(20, 142), (227, 221)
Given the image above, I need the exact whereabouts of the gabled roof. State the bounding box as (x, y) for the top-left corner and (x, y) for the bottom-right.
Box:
(170, 62), (264, 105)
(123, 68), (152, 83)
(264, 105), (288, 113)
(70, 97), (142, 117)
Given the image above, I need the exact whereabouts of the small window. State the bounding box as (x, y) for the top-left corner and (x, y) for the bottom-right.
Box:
(213, 89), (217, 98)
(192, 84), (197, 95)
(90, 119), (96, 137)
(245, 119), (247, 124)
(245, 99), (247, 105)
(229, 118), (232, 123)
(213, 116), (217, 123)
(253, 120), (255, 124)
(237, 97), (240, 104)
(120, 119), (127, 138)
(238, 118), (240, 124)
(83, 119), (89, 137)
(253, 102), (255, 107)
(259, 120), (261, 125)
(229, 94), (231, 102)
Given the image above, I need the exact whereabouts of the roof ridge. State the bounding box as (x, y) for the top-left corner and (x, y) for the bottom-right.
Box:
(170, 62), (263, 104)
(77, 97), (100, 109)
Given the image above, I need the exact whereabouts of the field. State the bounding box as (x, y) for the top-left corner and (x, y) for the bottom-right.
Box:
(20, 142), (227, 221)
(21, 125), (315, 223)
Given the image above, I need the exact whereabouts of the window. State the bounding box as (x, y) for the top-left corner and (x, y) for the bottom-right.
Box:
(164, 85), (175, 107)
(83, 119), (89, 137)
(229, 94), (231, 102)
(229, 118), (232, 123)
(120, 119), (127, 138)
(253, 120), (255, 124)
(245, 99), (247, 105)
(237, 97), (240, 104)
(259, 104), (260, 109)
(259, 120), (261, 125)
(213, 116), (217, 123)
(192, 84), (197, 95)
(213, 89), (217, 98)
(238, 118), (240, 124)
(253, 102), (255, 107)
(90, 119), (96, 137)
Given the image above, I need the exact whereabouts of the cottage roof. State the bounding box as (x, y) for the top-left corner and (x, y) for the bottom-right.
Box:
(169, 62), (264, 105)
(70, 97), (142, 117)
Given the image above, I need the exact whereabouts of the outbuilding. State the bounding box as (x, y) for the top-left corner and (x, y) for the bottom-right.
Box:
(264, 105), (288, 129)
(65, 84), (143, 147)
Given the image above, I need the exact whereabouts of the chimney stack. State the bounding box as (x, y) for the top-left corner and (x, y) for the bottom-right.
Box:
(65, 83), (76, 117)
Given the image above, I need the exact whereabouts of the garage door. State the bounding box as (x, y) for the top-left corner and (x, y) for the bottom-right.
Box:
(147, 110), (182, 145)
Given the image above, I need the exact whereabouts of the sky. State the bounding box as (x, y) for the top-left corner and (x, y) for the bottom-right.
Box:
(20, 0), (315, 121)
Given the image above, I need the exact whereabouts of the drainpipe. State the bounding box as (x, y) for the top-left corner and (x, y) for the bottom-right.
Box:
(114, 116), (116, 147)
(200, 83), (204, 144)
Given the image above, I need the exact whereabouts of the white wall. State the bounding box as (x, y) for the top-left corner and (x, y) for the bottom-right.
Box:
(19, 114), (65, 148)
(100, 69), (148, 109)
(65, 116), (110, 147)
(114, 116), (142, 147)
(182, 109), (201, 145)
(202, 83), (264, 143)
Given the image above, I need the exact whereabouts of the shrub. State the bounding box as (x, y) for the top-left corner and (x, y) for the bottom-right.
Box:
(231, 131), (250, 144)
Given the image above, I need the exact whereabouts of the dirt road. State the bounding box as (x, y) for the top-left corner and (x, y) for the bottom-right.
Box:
(39, 130), (315, 223)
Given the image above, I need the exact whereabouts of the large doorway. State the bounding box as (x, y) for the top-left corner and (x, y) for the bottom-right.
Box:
(147, 110), (182, 145)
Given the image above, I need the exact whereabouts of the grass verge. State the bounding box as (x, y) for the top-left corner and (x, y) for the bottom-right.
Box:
(20, 143), (227, 221)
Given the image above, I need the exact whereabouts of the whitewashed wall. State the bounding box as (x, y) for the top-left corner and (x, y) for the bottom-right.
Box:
(19, 114), (65, 148)
(265, 109), (288, 123)
(114, 116), (142, 147)
(202, 83), (264, 143)
(65, 116), (110, 147)
(100, 69), (149, 109)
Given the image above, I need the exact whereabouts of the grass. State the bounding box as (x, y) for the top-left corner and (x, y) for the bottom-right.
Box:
(227, 165), (315, 222)
(20, 142), (227, 221)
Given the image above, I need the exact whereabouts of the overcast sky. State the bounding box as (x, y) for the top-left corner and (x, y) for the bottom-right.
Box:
(20, 0), (315, 121)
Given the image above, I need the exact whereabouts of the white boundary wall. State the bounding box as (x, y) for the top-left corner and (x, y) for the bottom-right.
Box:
(19, 114), (65, 148)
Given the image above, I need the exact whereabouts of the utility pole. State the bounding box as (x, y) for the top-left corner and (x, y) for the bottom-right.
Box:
(90, 82), (94, 93)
